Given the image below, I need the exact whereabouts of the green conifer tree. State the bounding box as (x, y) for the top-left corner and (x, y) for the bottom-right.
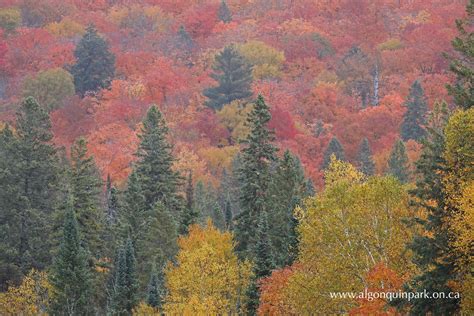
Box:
(321, 136), (345, 169)
(224, 199), (233, 231)
(109, 238), (139, 315)
(218, 0), (232, 23)
(71, 24), (115, 96)
(134, 105), (183, 220)
(70, 137), (104, 257)
(387, 139), (410, 183)
(50, 200), (92, 315)
(445, 0), (473, 110)
(204, 45), (253, 110)
(146, 262), (164, 308)
(400, 80), (428, 142)
(0, 97), (58, 288)
(211, 203), (226, 231)
(401, 102), (460, 314)
(269, 150), (308, 266)
(357, 137), (375, 176)
(246, 211), (274, 315)
(235, 95), (278, 257)
(180, 171), (199, 234)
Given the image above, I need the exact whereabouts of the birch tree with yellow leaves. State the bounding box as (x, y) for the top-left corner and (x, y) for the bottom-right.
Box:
(163, 221), (252, 315)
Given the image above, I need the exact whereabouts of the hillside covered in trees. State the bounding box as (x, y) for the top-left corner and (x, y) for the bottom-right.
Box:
(0, 0), (472, 315)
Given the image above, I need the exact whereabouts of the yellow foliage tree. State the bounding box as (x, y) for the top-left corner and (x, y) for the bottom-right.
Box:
(443, 108), (474, 313)
(133, 301), (160, 315)
(0, 269), (50, 315)
(46, 17), (85, 37)
(237, 40), (285, 79)
(216, 100), (252, 143)
(288, 158), (414, 314)
(163, 221), (252, 315)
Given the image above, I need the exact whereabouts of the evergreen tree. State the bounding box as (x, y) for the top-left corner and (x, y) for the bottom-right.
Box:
(133, 105), (183, 220)
(0, 97), (58, 288)
(356, 137), (375, 176)
(400, 80), (428, 142)
(50, 200), (92, 315)
(218, 0), (232, 23)
(180, 171), (198, 234)
(137, 202), (178, 287)
(119, 172), (147, 243)
(70, 137), (103, 257)
(400, 102), (460, 314)
(224, 199), (233, 230)
(204, 45), (253, 110)
(269, 150), (308, 266)
(106, 174), (119, 225)
(246, 211), (274, 315)
(71, 24), (115, 96)
(387, 139), (410, 183)
(235, 95), (278, 257)
(321, 136), (345, 170)
(445, 0), (473, 110)
(146, 262), (164, 308)
(109, 238), (139, 315)
(211, 203), (225, 231)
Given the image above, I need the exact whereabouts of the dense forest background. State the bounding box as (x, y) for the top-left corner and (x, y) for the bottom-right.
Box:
(0, 0), (472, 315)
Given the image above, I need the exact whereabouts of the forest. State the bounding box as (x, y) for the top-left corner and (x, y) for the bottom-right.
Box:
(0, 0), (472, 315)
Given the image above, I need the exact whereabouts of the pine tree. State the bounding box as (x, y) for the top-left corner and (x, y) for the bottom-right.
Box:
(400, 80), (428, 142)
(321, 136), (345, 170)
(133, 105), (183, 220)
(204, 45), (253, 110)
(119, 172), (147, 243)
(400, 102), (460, 314)
(387, 139), (410, 183)
(71, 24), (115, 96)
(357, 137), (375, 176)
(246, 211), (274, 315)
(177, 25), (194, 51)
(180, 171), (199, 234)
(70, 137), (104, 257)
(146, 262), (164, 308)
(445, 0), (473, 110)
(50, 200), (92, 315)
(0, 97), (58, 288)
(235, 95), (278, 257)
(218, 0), (232, 23)
(109, 238), (139, 315)
(269, 150), (308, 266)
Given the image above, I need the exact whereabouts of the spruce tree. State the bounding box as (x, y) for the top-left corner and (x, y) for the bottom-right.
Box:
(246, 211), (274, 315)
(269, 150), (308, 266)
(106, 174), (119, 225)
(204, 45), (253, 110)
(50, 200), (92, 315)
(71, 24), (115, 96)
(401, 102), (460, 314)
(146, 262), (164, 308)
(400, 80), (428, 142)
(445, 0), (473, 110)
(387, 139), (410, 183)
(133, 105), (183, 220)
(0, 97), (58, 288)
(180, 171), (198, 234)
(137, 202), (178, 287)
(357, 137), (375, 176)
(321, 136), (345, 170)
(218, 0), (232, 23)
(211, 203), (226, 231)
(224, 199), (233, 230)
(70, 137), (104, 257)
(109, 238), (139, 315)
(235, 95), (278, 257)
